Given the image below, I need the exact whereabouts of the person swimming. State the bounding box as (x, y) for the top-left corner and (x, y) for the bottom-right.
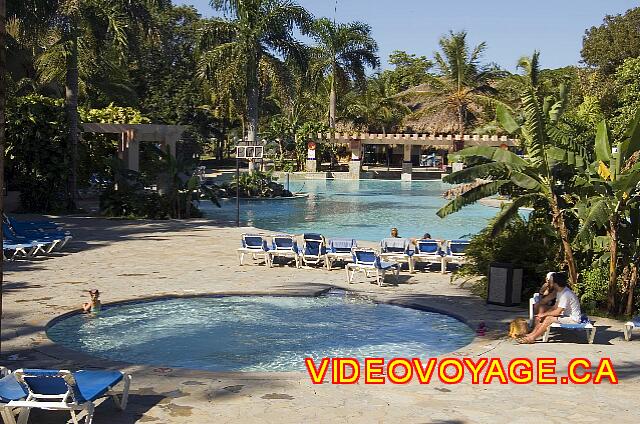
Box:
(82, 289), (102, 313)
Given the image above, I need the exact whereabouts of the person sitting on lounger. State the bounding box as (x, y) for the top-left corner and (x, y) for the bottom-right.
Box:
(518, 272), (581, 344)
(533, 272), (558, 315)
(390, 228), (400, 238)
(82, 289), (102, 313)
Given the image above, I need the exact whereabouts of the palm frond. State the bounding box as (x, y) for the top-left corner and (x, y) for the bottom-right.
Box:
(436, 180), (507, 218)
(490, 194), (539, 236)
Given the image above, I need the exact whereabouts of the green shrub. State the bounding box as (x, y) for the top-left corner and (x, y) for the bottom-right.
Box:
(100, 187), (169, 219)
(6, 95), (71, 212)
(455, 210), (561, 301)
(224, 171), (292, 198)
(575, 265), (609, 314)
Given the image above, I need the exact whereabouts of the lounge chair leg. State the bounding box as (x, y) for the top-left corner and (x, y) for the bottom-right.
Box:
(84, 403), (95, 424)
(542, 328), (550, 343)
(624, 324), (633, 341)
(16, 407), (30, 424)
(1, 408), (15, 424)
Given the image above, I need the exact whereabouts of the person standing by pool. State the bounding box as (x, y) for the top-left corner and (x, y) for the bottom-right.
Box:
(82, 289), (102, 313)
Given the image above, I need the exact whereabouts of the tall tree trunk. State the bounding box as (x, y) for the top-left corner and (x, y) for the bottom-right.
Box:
(550, 194), (578, 286)
(246, 53), (259, 143)
(607, 217), (619, 314)
(0, 0), (6, 354)
(329, 76), (336, 130)
(626, 262), (638, 316)
(65, 35), (79, 211)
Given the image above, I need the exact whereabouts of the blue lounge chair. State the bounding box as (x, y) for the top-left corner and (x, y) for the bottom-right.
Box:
(2, 241), (42, 260)
(268, 235), (301, 268)
(443, 239), (470, 271)
(346, 248), (399, 287)
(411, 239), (446, 273)
(379, 238), (415, 273)
(300, 233), (327, 267)
(326, 238), (357, 270)
(1, 368), (131, 424)
(3, 218), (72, 251)
(624, 317), (640, 341)
(3, 223), (59, 254)
(237, 234), (270, 266)
(529, 293), (597, 344)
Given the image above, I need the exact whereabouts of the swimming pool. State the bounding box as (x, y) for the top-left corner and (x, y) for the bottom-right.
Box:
(200, 179), (498, 241)
(47, 291), (475, 372)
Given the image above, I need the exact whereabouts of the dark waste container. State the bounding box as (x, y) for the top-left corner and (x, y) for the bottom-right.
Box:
(487, 262), (523, 307)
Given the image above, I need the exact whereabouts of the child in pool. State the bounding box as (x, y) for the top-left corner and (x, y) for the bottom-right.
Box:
(82, 289), (102, 313)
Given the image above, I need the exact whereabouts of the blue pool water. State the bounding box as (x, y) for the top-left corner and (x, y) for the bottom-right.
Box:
(47, 292), (475, 372)
(200, 179), (498, 241)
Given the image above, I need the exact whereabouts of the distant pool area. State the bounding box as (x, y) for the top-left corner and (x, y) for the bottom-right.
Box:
(47, 291), (475, 372)
(201, 179), (498, 241)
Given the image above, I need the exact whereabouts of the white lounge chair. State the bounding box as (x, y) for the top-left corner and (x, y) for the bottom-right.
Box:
(326, 238), (357, 270)
(411, 239), (446, 273)
(237, 234), (271, 266)
(268, 235), (301, 268)
(346, 248), (399, 287)
(2, 368), (131, 424)
(529, 293), (597, 344)
(442, 239), (469, 271)
(379, 238), (414, 273)
(300, 233), (327, 267)
(624, 317), (640, 341)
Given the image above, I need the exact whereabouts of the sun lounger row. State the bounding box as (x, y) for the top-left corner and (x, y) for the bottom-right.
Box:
(380, 238), (469, 274)
(0, 366), (130, 424)
(2, 215), (72, 260)
(237, 233), (469, 285)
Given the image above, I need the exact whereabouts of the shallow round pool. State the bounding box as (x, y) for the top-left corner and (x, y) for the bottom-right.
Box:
(47, 291), (475, 372)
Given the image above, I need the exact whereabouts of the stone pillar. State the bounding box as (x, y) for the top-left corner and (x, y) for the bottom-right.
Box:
(401, 143), (412, 181)
(126, 129), (139, 172)
(306, 141), (318, 172)
(348, 140), (361, 178)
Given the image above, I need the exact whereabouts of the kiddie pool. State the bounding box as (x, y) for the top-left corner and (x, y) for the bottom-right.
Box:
(47, 290), (475, 372)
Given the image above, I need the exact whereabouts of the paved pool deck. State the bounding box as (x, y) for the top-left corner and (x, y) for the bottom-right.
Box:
(2, 217), (638, 423)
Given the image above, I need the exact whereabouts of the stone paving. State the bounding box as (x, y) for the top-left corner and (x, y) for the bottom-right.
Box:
(1, 217), (638, 423)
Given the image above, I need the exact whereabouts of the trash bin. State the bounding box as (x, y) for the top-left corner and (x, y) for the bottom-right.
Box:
(487, 262), (523, 306)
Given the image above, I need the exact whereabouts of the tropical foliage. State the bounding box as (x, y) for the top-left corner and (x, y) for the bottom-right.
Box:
(6, 1), (640, 316)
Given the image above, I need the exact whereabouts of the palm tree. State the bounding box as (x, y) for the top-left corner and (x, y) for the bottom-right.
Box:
(436, 53), (584, 286)
(576, 115), (640, 314)
(309, 17), (379, 130)
(0, 0), (6, 352)
(402, 31), (504, 137)
(198, 0), (312, 144)
(10, 0), (155, 210)
(346, 74), (409, 134)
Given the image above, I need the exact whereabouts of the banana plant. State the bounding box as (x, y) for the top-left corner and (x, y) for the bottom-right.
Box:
(437, 53), (586, 286)
(575, 111), (640, 314)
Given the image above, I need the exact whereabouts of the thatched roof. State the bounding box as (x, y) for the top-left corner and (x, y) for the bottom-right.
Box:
(395, 82), (485, 134)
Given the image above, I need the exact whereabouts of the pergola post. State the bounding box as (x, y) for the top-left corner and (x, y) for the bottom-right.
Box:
(402, 143), (413, 181)
(126, 129), (139, 172)
(348, 139), (361, 178)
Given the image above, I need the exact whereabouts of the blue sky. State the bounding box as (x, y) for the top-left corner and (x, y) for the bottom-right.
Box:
(177, 0), (638, 71)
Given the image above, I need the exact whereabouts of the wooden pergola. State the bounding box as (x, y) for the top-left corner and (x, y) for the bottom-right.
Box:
(80, 123), (187, 171)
